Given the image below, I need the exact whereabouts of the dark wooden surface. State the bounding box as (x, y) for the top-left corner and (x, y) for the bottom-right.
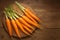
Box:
(0, 0), (60, 40)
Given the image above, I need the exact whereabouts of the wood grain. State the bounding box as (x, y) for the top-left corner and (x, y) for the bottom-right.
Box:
(0, 0), (60, 40)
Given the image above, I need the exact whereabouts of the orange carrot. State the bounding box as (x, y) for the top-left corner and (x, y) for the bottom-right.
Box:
(11, 19), (21, 38)
(13, 10), (40, 29)
(5, 8), (21, 38)
(12, 3), (37, 23)
(15, 1), (40, 22)
(8, 6), (31, 35)
(22, 24), (33, 33)
(14, 17), (30, 35)
(24, 8), (40, 22)
(23, 10), (37, 23)
(15, 1), (40, 28)
(5, 16), (12, 36)
(22, 16), (40, 28)
(18, 17), (34, 30)
(4, 11), (12, 36)
(14, 14), (33, 34)
(13, 12), (34, 30)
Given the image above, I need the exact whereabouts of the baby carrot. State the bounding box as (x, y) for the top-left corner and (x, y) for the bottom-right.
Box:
(13, 16), (30, 35)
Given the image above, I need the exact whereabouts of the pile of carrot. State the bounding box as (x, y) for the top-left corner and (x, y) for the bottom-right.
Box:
(3, 1), (41, 38)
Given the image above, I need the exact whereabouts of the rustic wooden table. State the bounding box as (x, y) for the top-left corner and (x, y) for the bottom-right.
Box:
(0, 0), (60, 40)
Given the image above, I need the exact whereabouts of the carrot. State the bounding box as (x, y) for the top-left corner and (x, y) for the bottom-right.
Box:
(11, 19), (21, 38)
(24, 8), (40, 22)
(4, 11), (12, 36)
(12, 4), (37, 23)
(22, 16), (40, 28)
(5, 16), (12, 36)
(18, 17), (34, 30)
(13, 10), (40, 29)
(15, 1), (40, 28)
(13, 16), (30, 35)
(12, 10), (35, 30)
(15, 1), (40, 22)
(11, 9), (34, 33)
(13, 13), (33, 34)
(7, 6), (31, 35)
(22, 24), (33, 33)
(5, 9), (21, 38)
(23, 10), (38, 23)
(14, 14), (34, 33)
